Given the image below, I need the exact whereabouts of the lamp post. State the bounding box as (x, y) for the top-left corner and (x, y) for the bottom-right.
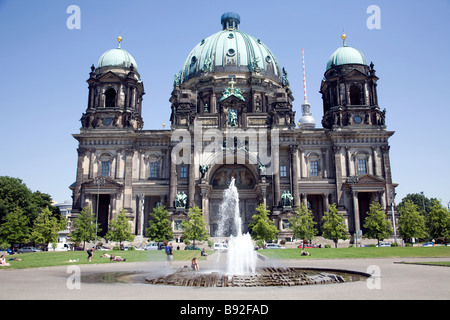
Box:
(390, 189), (397, 244)
(140, 194), (145, 249)
(420, 191), (426, 214)
(93, 176), (106, 246)
(348, 176), (359, 247)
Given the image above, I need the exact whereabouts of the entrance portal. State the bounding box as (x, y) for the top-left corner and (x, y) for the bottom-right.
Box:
(97, 194), (110, 237)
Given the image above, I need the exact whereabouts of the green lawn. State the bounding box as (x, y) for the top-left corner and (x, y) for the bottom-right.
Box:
(2, 246), (449, 269)
(258, 246), (450, 260)
(1, 249), (212, 269)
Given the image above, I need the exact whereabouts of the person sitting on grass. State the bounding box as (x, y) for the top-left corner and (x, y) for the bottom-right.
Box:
(301, 249), (310, 256)
(0, 254), (11, 266)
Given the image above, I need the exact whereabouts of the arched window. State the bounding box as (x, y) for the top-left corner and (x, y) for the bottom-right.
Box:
(306, 152), (321, 178)
(354, 150), (369, 176)
(105, 88), (116, 108)
(350, 85), (361, 105)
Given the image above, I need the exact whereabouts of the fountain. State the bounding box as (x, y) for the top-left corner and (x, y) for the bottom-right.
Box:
(217, 178), (257, 275)
(141, 179), (370, 287)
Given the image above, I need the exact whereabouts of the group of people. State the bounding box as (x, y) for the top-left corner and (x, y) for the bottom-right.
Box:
(165, 242), (202, 271)
(87, 247), (126, 262)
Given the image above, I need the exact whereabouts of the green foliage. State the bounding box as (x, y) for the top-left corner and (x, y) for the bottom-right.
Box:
(0, 207), (30, 246)
(321, 204), (348, 248)
(29, 207), (67, 246)
(289, 204), (317, 243)
(398, 200), (427, 243)
(181, 206), (209, 247)
(0, 176), (58, 224)
(363, 201), (393, 245)
(105, 209), (134, 246)
(249, 204), (279, 243)
(145, 205), (173, 242)
(426, 200), (450, 242)
(398, 193), (438, 216)
(69, 206), (100, 249)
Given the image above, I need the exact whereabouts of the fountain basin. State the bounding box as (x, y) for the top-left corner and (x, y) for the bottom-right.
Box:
(145, 266), (369, 287)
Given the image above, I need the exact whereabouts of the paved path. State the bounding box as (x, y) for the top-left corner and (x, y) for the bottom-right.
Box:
(1, 254), (449, 300)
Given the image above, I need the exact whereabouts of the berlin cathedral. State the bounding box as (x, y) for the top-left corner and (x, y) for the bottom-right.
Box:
(71, 12), (397, 242)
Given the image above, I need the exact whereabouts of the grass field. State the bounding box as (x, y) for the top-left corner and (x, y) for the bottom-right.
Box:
(0, 249), (212, 269)
(1, 246), (449, 269)
(258, 246), (450, 260)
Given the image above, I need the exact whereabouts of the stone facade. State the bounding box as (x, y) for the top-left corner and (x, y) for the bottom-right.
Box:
(71, 14), (397, 242)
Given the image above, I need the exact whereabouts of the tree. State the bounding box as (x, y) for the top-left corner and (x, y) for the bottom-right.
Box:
(181, 206), (209, 248)
(146, 205), (173, 242)
(398, 200), (427, 244)
(0, 207), (30, 248)
(29, 207), (67, 248)
(321, 204), (348, 248)
(249, 203), (279, 247)
(69, 206), (100, 249)
(106, 209), (134, 247)
(426, 200), (450, 243)
(363, 201), (393, 245)
(0, 176), (58, 224)
(289, 204), (317, 246)
(398, 193), (438, 216)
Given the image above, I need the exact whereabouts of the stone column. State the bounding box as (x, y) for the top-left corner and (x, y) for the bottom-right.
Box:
(352, 190), (360, 233)
(169, 147), (177, 209)
(115, 149), (122, 179)
(290, 145), (300, 206)
(273, 147), (280, 207)
(200, 186), (210, 233)
(301, 193), (308, 207)
(298, 147), (305, 179)
(189, 147), (195, 208)
(89, 148), (96, 179)
(139, 150), (145, 180)
(73, 148), (86, 210)
(333, 146), (344, 206)
(322, 193), (329, 213)
(123, 149), (134, 210)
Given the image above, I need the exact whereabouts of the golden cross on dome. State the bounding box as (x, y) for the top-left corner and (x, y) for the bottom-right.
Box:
(229, 77), (236, 89)
(117, 35), (123, 48)
(341, 31), (347, 46)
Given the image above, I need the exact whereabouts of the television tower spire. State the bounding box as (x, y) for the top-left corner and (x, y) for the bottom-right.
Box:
(298, 48), (316, 129)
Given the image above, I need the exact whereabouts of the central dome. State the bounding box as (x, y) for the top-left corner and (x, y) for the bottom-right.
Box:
(180, 13), (282, 84)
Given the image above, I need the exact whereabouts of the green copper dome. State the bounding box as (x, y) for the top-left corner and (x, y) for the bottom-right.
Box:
(179, 13), (282, 83)
(97, 47), (138, 72)
(326, 45), (367, 70)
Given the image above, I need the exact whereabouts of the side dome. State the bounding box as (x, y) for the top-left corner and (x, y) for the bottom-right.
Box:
(326, 46), (367, 70)
(179, 12), (282, 84)
(97, 37), (138, 72)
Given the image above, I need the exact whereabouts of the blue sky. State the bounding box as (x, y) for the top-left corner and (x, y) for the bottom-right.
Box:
(0, 0), (449, 207)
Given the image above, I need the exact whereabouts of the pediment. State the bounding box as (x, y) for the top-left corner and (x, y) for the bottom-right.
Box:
(342, 68), (367, 79)
(355, 174), (385, 185)
(98, 71), (122, 82)
(82, 177), (123, 191)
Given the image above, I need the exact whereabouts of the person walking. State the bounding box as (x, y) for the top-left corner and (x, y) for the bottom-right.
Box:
(165, 242), (173, 266)
(87, 246), (95, 262)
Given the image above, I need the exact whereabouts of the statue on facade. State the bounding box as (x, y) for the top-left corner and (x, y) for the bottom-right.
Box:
(199, 164), (209, 179)
(175, 191), (187, 209)
(228, 108), (238, 127)
(281, 191), (293, 208)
